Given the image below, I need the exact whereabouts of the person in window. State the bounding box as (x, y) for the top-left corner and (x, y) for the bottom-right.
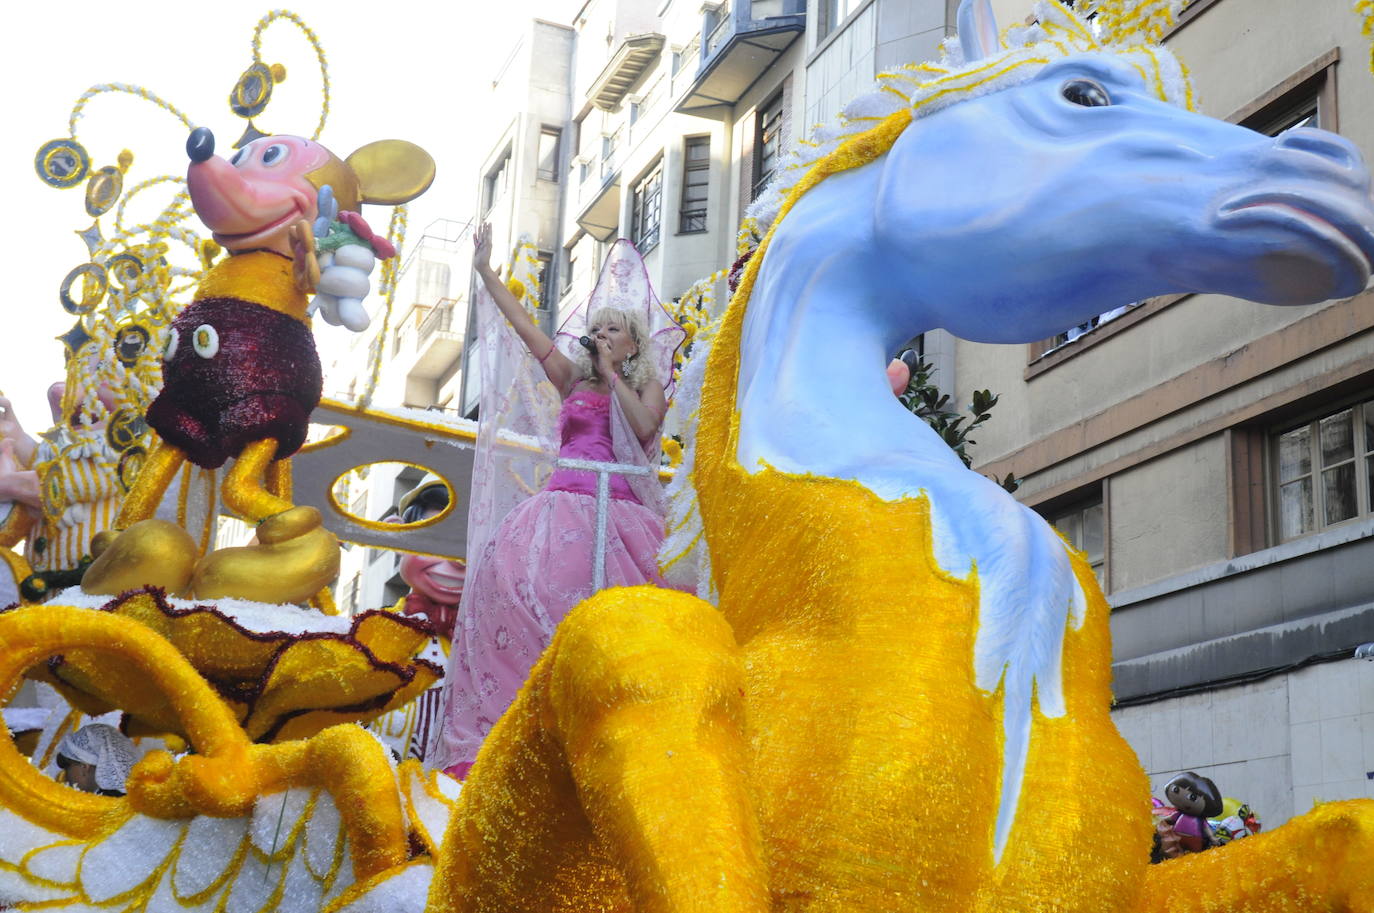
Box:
(427, 224), (684, 779)
(54, 723), (137, 797)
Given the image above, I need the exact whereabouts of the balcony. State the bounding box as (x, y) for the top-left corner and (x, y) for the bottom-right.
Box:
(587, 33), (666, 112)
(575, 136), (623, 241)
(403, 298), (464, 381)
(676, 0), (806, 119)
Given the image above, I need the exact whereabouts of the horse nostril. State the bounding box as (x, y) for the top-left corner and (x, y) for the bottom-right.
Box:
(187, 127), (215, 163)
(1275, 127), (1360, 171)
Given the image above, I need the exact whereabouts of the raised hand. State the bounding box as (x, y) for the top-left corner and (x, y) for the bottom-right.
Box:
(594, 336), (616, 380)
(0, 397), (21, 444)
(472, 223), (494, 273)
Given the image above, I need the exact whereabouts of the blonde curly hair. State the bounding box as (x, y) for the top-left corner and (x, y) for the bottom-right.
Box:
(571, 306), (656, 391)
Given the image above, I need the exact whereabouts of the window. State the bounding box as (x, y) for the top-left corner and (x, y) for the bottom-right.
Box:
(632, 77), (665, 127)
(673, 36), (699, 76)
(672, 36), (701, 93)
(341, 574), (359, 616)
(1046, 499), (1106, 586)
(1240, 65), (1329, 137)
(562, 248), (578, 296)
(482, 150), (511, 215)
(601, 128), (621, 181)
(680, 136), (710, 233)
(705, 2), (733, 54)
(819, 0), (859, 40)
(535, 250), (554, 326)
(632, 162), (663, 253)
(753, 91), (784, 200)
(537, 127), (561, 182)
(1273, 397), (1374, 541)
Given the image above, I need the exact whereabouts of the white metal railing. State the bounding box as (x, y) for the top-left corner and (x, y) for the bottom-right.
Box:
(555, 456), (653, 592)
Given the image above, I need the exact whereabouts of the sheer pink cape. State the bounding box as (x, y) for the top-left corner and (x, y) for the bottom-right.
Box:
(425, 242), (683, 770)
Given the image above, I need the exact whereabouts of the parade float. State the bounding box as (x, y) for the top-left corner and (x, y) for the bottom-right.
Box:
(1, 1), (1373, 912)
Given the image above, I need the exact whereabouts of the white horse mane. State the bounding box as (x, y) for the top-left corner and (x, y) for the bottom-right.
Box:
(746, 0), (1195, 237)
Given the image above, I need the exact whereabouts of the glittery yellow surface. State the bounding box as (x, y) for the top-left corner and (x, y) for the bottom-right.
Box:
(0, 605), (410, 881)
(194, 248), (308, 322)
(16, 592), (439, 744)
(421, 24), (1374, 906)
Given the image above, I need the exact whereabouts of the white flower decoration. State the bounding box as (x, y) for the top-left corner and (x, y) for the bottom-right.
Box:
(191, 324), (219, 359)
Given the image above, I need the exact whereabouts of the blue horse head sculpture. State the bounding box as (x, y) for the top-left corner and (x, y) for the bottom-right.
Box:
(687, 0), (1374, 861)
(879, 43), (1374, 344)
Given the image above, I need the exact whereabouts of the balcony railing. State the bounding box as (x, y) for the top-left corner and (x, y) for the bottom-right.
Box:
(418, 299), (457, 342)
(676, 0), (806, 119)
(706, 3), (734, 54)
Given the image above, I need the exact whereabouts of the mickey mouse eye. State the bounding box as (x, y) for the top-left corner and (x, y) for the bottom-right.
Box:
(261, 143), (290, 166)
(1062, 79), (1112, 107)
(228, 147), (247, 167)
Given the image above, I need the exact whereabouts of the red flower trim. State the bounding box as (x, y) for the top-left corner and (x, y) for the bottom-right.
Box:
(339, 211), (398, 260)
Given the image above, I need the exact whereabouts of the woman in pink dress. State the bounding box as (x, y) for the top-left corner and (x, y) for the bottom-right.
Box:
(429, 225), (683, 778)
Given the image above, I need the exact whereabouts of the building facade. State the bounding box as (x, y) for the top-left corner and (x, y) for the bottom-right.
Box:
(457, 0), (1374, 825)
(460, 19), (577, 417)
(325, 217), (473, 615)
(960, 0), (1374, 823)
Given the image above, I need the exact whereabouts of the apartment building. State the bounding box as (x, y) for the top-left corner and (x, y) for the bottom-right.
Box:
(460, 19), (577, 417)
(325, 218), (473, 615)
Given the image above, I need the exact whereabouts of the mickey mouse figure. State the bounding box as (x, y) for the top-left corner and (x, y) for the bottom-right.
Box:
(82, 127), (433, 605)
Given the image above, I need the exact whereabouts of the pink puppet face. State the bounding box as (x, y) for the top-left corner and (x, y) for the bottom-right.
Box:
(384, 505), (466, 608)
(187, 135), (330, 255)
(400, 551), (467, 606)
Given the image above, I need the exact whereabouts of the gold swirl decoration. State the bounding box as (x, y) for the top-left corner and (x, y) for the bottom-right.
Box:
(0, 604), (411, 881)
(17, 589), (439, 743)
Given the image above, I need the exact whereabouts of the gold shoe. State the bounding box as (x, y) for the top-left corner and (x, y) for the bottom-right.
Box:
(190, 506), (339, 605)
(81, 520), (199, 596)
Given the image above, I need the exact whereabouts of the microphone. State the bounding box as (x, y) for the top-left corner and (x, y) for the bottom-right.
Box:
(578, 335), (597, 353)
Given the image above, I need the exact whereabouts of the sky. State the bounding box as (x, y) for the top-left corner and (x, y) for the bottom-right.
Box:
(1, 0), (574, 434)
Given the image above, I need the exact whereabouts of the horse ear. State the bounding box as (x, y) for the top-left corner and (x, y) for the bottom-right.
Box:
(345, 140), (436, 206)
(957, 0), (1000, 63)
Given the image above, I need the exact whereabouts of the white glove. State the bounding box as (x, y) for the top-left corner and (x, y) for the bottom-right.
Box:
(311, 244), (376, 332)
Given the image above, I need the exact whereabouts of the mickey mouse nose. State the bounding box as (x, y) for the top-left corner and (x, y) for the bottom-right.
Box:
(187, 127), (215, 163)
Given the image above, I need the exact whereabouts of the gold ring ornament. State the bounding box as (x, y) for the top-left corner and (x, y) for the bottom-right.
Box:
(35, 138), (91, 188)
(229, 61), (283, 118)
(116, 447), (145, 492)
(106, 252), (145, 293)
(104, 408), (147, 453)
(114, 321), (151, 366)
(85, 166), (123, 217)
(58, 262), (108, 315)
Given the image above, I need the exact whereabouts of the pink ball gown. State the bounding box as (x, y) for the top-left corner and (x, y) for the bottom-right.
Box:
(432, 385), (670, 777)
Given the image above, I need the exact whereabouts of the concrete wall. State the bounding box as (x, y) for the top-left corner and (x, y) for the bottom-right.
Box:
(937, 0), (1374, 826)
(803, 0), (948, 128)
(1113, 658), (1374, 827)
(1109, 435), (1230, 593)
(957, 0), (1374, 587)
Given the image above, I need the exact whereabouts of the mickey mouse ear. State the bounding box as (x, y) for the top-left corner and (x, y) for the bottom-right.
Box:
(347, 140), (436, 205)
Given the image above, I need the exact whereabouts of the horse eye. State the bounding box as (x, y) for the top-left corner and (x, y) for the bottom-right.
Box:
(1062, 79), (1111, 107)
